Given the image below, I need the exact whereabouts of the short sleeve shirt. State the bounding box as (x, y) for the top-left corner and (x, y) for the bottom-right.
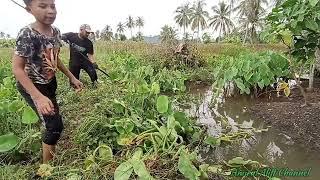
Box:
(15, 25), (62, 84)
(61, 32), (93, 64)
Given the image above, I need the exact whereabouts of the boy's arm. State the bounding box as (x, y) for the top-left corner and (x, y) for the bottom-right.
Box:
(12, 55), (54, 115)
(57, 57), (83, 91)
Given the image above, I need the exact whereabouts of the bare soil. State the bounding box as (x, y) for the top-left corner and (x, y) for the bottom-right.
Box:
(250, 79), (320, 153)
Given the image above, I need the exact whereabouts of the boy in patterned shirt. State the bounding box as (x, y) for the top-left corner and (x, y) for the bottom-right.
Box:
(12, 0), (83, 163)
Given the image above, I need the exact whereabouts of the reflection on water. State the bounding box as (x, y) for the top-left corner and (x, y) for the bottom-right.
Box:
(181, 84), (320, 179)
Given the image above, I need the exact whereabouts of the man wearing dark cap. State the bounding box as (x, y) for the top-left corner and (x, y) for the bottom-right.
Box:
(61, 24), (98, 86)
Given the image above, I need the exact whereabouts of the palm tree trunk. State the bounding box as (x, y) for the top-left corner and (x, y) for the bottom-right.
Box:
(130, 28), (133, 39)
(243, 25), (248, 44)
(197, 25), (200, 43)
(183, 25), (186, 41)
(219, 27), (222, 43)
(250, 26), (255, 44)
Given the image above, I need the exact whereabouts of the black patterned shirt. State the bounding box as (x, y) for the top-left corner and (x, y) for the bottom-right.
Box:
(15, 25), (62, 84)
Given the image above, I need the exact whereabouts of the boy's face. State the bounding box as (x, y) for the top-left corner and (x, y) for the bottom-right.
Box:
(27, 0), (57, 25)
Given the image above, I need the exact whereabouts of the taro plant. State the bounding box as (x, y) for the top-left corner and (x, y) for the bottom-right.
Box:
(0, 76), (40, 156)
(212, 51), (290, 98)
(267, 0), (320, 105)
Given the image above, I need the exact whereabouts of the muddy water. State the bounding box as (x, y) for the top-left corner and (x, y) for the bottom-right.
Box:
(183, 84), (320, 180)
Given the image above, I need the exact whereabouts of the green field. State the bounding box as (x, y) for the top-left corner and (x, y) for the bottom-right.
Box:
(0, 41), (300, 180)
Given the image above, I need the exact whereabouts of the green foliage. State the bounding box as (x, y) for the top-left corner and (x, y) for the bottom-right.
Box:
(0, 71), (40, 158)
(178, 149), (201, 180)
(267, 0), (320, 61)
(156, 95), (169, 113)
(21, 106), (38, 125)
(0, 41), (285, 179)
(0, 39), (15, 48)
(0, 133), (19, 153)
(213, 51), (290, 96)
(114, 148), (154, 180)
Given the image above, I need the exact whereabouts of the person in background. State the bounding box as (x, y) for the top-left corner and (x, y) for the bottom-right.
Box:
(61, 24), (99, 87)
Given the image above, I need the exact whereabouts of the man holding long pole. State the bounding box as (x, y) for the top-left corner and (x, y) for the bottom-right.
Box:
(61, 24), (99, 87)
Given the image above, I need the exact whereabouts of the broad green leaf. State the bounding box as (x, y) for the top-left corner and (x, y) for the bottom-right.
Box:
(158, 126), (168, 138)
(174, 112), (188, 130)
(167, 115), (176, 130)
(114, 161), (133, 180)
(224, 68), (237, 81)
(130, 149), (154, 180)
(204, 136), (221, 146)
(117, 133), (136, 146)
(305, 19), (319, 31)
(258, 81), (265, 89)
(244, 72), (254, 81)
(244, 87), (251, 95)
(279, 30), (293, 47)
(115, 119), (135, 134)
(125, 121), (135, 133)
(309, 0), (319, 6)
(84, 155), (95, 170)
(115, 125), (126, 134)
(138, 81), (150, 94)
(156, 95), (169, 113)
(97, 145), (113, 162)
(234, 78), (246, 92)
(199, 164), (209, 180)
(22, 106), (38, 124)
(151, 82), (160, 95)
(8, 100), (23, 112)
(3, 77), (12, 87)
(132, 148), (143, 160)
(0, 133), (19, 153)
(178, 149), (201, 180)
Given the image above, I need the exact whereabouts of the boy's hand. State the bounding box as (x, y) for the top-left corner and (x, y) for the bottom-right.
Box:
(33, 95), (55, 115)
(70, 78), (83, 93)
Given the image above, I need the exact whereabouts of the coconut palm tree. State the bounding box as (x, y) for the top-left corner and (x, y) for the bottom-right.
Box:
(160, 25), (178, 44)
(235, 0), (268, 43)
(126, 16), (135, 39)
(0, 32), (5, 39)
(136, 32), (144, 41)
(136, 17), (144, 34)
(117, 22), (125, 35)
(209, 1), (234, 42)
(174, 3), (192, 39)
(101, 25), (113, 41)
(228, 0), (236, 18)
(95, 30), (100, 39)
(271, 0), (285, 7)
(190, 0), (209, 41)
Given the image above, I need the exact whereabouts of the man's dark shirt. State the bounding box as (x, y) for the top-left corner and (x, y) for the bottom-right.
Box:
(62, 32), (93, 65)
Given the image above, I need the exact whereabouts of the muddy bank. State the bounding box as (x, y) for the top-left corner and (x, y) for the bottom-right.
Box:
(250, 80), (320, 153)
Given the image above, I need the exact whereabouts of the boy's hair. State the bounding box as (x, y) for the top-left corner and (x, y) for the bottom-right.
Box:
(23, 0), (32, 5)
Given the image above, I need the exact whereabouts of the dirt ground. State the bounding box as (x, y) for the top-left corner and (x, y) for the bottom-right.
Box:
(250, 79), (320, 153)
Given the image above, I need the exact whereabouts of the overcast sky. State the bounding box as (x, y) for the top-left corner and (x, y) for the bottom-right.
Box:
(0, 0), (221, 38)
